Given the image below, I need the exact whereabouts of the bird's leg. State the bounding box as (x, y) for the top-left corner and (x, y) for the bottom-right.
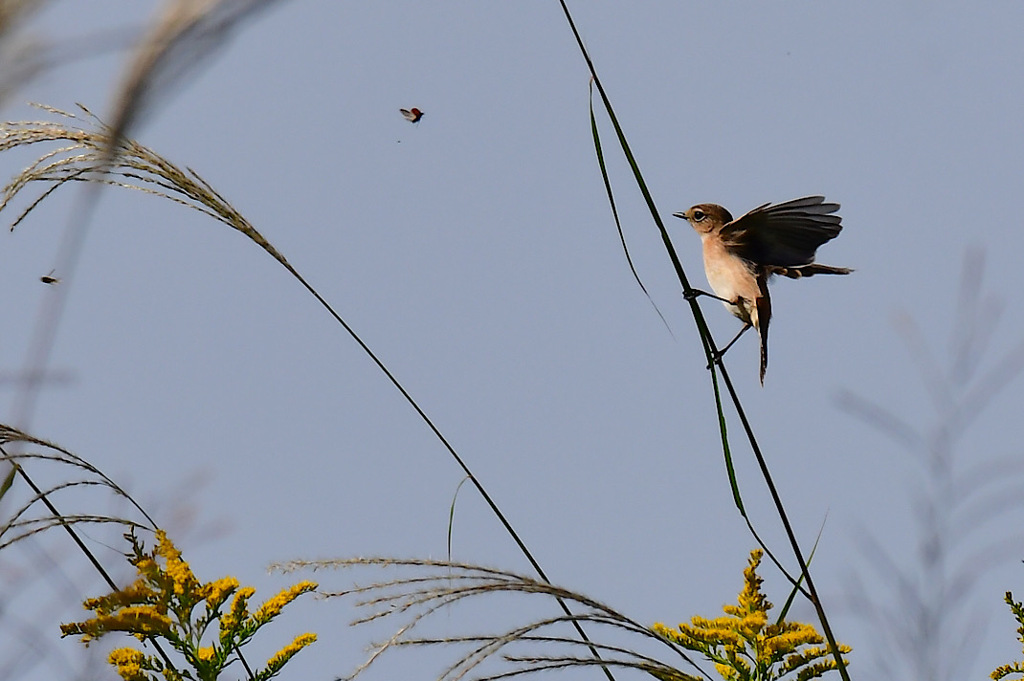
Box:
(707, 324), (751, 369)
(683, 288), (734, 304)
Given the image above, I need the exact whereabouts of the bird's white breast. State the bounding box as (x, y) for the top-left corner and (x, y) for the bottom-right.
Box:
(700, 235), (758, 325)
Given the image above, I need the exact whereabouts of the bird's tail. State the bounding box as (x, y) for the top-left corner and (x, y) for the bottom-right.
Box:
(771, 263), (852, 279)
(755, 296), (771, 385)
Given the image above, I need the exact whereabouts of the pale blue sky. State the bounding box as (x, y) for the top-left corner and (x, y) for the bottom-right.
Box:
(3, 2), (1024, 680)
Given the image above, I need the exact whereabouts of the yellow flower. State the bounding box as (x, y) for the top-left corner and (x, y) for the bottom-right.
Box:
(153, 530), (176, 560)
(61, 605), (173, 643)
(993, 591), (1024, 679)
(713, 661), (740, 680)
(63, 532), (317, 681)
(82, 579), (156, 616)
(994, 664), (1024, 680)
(652, 550), (849, 681)
(204, 576), (240, 610)
(160, 667), (185, 681)
(108, 647), (148, 681)
(152, 531), (199, 597)
(265, 632), (317, 674)
(761, 625), (823, 660)
(253, 581), (318, 624)
(678, 621), (742, 648)
(736, 551), (772, 615)
(736, 610), (767, 639)
(220, 585), (255, 638)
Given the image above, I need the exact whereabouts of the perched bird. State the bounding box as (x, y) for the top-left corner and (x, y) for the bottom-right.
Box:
(673, 196), (851, 384)
(400, 107), (424, 123)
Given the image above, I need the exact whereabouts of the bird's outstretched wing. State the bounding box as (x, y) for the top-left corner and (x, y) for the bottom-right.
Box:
(718, 196), (842, 266)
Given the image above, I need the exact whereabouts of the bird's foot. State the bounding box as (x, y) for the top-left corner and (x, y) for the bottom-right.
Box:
(705, 324), (752, 370)
(706, 349), (725, 370)
(683, 288), (733, 304)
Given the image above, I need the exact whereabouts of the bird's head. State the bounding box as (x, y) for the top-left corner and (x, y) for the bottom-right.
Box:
(672, 203), (733, 234)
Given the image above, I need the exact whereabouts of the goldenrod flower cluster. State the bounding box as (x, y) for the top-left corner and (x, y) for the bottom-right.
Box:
(652, 550), (850, 681)
(992, 591), (1024, 679)
(61, 530), (317, 681)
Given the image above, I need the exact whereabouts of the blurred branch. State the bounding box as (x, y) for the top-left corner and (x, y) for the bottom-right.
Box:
(105, 0), (284, 146)
(838, 249), (1024, 681)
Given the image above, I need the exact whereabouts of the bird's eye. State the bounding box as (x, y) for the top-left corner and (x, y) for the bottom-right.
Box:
(692, 210), (706, 222)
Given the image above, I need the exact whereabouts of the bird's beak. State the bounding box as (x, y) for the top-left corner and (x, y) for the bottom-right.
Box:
(672, 211), (688, 221)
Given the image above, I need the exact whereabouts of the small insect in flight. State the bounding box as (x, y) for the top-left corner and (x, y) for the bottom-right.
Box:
(400, 107), (424, 123)
(40, 269), (61, 285)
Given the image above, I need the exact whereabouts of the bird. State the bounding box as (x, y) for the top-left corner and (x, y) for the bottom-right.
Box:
(673, 196), (851, 384)
(400, 107), (424, 123)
